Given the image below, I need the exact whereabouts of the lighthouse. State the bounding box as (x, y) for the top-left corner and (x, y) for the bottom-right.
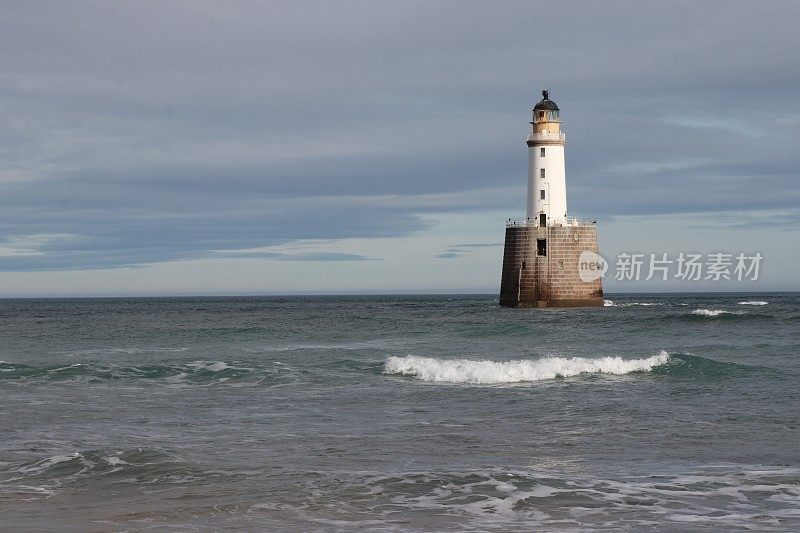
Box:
(499, 90), (604, 307)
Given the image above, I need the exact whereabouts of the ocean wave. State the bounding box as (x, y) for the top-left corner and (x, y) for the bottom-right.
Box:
(383, 352), (670, 384)
(185, 360), (241, 372)
(604, 300), (664, 307)
(56, 347), (189, 357)
(243, 339), (414, 353)
(691, 308), (743, 317)
(738, 300), (769, 305)
(650, 353), (757, 378)
(0, 359), (282, 385)
(244, 466), (800, 530)
(669, 309), (776, 322)
(0, 448), (237, 496)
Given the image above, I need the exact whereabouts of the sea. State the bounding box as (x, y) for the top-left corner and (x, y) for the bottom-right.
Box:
(1, 293), (798, 531)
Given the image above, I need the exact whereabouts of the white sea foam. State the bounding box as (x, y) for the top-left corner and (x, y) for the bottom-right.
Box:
(41, 453), (80, 467)
(16, 453), (81, 475)
(47, 363), (84, 373)
(103, 455), (129, 466)
(738, 300), (769, 306)
(603, 300), (663, 307)
(384, 351), (670, 384)
(691, 309), (741, 317)
(260, 466), (800, 530)
(186, 361), (231, 372)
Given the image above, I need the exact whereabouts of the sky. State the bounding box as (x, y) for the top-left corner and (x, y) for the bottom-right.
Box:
(1, 1), (799, 296)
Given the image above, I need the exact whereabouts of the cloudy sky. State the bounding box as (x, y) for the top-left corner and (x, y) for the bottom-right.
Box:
(1, 1), (798, 296)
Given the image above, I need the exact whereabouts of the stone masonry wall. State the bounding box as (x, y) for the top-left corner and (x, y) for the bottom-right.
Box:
(500, 225), (604, 308)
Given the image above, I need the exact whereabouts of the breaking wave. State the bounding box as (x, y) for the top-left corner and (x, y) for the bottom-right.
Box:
(604, 300), (664, 307)
(383, 352), (670, 384)
(676, 309), (775, 322)
(691, 308), (740, 317)
(739, 300), (769, 306)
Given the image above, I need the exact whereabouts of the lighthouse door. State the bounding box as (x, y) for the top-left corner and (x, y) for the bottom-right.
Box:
(539, 213), (547, 227)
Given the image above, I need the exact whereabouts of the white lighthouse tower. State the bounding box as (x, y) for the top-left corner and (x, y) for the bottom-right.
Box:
(526, 90), (567, 226)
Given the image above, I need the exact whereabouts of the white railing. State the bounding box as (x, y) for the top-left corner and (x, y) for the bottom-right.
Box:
(565, 217), (596, 226)
(506, 217), (596, 228)
(527, 132), (566, 143)
(506, 219), (530, 227)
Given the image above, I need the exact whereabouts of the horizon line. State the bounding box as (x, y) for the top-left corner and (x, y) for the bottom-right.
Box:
(0, 289), (796, 300)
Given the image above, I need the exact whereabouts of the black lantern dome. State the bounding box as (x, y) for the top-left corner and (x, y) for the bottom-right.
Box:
(533, 90), (559, 111)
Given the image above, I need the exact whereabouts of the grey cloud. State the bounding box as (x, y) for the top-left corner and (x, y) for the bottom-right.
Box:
(209, 251), (373, 262)
(450, 243), (503, 249)
(435, 242), (503, 259)
(435, 252), (462, 260)
(1, 1), (798, 270)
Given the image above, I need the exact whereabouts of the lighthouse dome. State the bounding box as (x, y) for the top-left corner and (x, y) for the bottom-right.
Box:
(533, 90), (559, 111)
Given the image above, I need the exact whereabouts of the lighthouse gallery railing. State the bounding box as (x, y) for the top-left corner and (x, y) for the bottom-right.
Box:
(506, 217), (596, 228)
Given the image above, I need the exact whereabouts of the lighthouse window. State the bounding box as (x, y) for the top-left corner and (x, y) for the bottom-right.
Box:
(540, 190), (546, 199)
(540, 147), (545, 157)
(540, 168), (545, 179)
(537, 239), (547, 256)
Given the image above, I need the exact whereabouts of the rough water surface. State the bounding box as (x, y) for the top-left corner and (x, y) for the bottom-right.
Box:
(1, 293), (799, 530)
